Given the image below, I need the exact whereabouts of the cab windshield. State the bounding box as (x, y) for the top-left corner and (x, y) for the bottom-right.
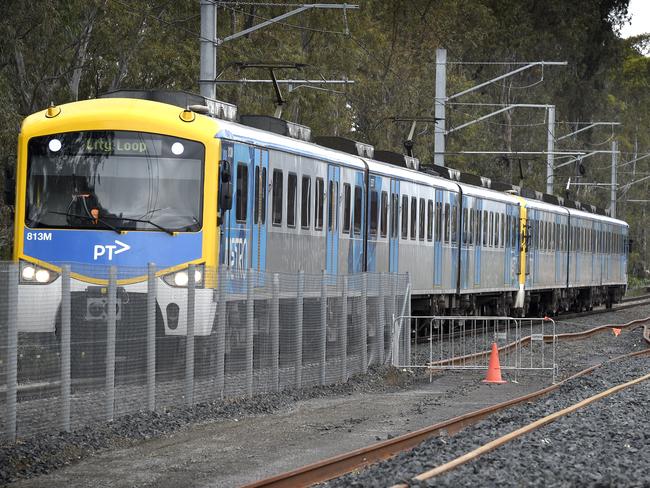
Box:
(26, 131), (204, 232)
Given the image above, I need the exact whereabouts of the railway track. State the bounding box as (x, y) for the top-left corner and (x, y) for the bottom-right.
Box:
(243, 317), (650, 488)
(391, 367), (650, 487)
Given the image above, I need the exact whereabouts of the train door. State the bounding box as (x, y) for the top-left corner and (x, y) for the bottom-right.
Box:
(595, 222), (601, 285)
(450, 192), (459, 291)
(221, 141), (253, 272)
(219, 142), (254, 293)
(600, 224), (605, 282)
(526, 209), (536, 288)
(474, 199), (482, 287)
(605, 224), (612, 283)
(251, 149), (268, 273)
(434, 189), (443, 286)
(505, 204), (517, 287)
(460, 196), (470, 290)
(389, 179), (400, 273)
(326, 165), (340, 275)
(590, 221), (595, 282)
(219, 141), (234, 266)
(555, 214), (562, 285)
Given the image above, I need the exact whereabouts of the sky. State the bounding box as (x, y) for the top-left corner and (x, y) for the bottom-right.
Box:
(619, 0), (650, 38)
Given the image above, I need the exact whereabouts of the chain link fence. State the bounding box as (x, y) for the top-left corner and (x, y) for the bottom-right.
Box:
(0, 262), (410, 442)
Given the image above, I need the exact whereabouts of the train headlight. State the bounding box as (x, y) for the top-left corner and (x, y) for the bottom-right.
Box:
(35, 269), (51, 283)
(21, 265), (36, 281)
(48, 138), (62, 152)
(162, 265), (204, 288)
(19, 260), (59, 284)
(174, 271), (189, 287)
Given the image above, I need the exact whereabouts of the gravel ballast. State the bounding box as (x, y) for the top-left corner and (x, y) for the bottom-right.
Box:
(324, 354), (650, 487)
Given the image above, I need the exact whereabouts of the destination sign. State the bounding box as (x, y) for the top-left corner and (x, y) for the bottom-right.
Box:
(81, 137), (162, 156)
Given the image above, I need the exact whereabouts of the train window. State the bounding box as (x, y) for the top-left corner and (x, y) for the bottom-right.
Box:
(477, 210), (483, 247)
(254, 167), (267, 225)
(461, 208), (469, 244)
(481, 210), (489, 247)
(435, 202), (442, 242)
(410, 197), (417, 240)
(530, 218), (535, 250)
(500, 213), (505, 248)
(450, 204), (458, 244)
(328, 180), (338, 232)
(301, 176), (311, 229)
(315, 177), (324, 230)
(236, 163), (248, 223)
(287, 173), (297, 228)
(570, 224), (574, 252)
(487, 212), (493, 247)
(552, 221), (556, 250)
(427, 200), (434, 241)
(370, 190), (379, 237)
(419, 199), (425, 241)
(442, 203), (451, 243)
(353, 185), (362, 236)
(343, 183), (351, 234)
(402, 195), (409, 239)
(391, 193), (399, 238)
(505, 214), (510, 249)
(272, 168), (283, 225)
(578, 226), (585, 252)
(381, 191), (388, 238)
(592, 228), (596, 253)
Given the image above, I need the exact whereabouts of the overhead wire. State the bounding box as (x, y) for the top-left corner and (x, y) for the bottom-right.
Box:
(107, 0), (237, 53)
(211, 0), (350, 36)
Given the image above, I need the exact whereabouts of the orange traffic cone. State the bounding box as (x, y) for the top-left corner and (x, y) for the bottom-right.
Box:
(483, 342), (507, 384)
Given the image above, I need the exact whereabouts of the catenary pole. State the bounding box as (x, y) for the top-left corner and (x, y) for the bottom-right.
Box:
(200, 0), (216, 99)
(434, 48), (447, 167)
(546, 105), (555, 194)
(611, 140), (618, 218)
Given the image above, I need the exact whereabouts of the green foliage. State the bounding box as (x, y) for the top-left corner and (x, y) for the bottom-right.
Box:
(1, 0), (649, 270)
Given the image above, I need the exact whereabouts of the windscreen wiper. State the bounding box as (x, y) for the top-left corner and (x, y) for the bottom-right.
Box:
(49, 210), (122, 234)
(101, 215), (176, 235)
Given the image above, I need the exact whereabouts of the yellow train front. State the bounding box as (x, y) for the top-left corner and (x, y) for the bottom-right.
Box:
(13, 91), (231, 373)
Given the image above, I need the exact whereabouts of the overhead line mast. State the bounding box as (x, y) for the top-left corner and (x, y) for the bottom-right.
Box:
(433, 48), (566, 169)
(200, 2), (358, 100)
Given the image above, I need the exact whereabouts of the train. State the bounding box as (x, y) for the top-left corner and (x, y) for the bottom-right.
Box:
(8, 90), (628, 354)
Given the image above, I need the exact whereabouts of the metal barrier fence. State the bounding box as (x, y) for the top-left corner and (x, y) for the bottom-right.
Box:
(0, 262), (409, 442)
(392, 315), (557, 383)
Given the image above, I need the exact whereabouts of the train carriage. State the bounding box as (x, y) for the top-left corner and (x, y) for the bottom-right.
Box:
(7, 90), (629, 360)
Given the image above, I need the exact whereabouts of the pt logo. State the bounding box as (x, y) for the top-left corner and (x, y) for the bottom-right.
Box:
(93, 240), (131, 261)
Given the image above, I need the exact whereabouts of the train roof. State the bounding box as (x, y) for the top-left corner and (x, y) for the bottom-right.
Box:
(215, 116), (627, 226)
(215, 119), (367, 171)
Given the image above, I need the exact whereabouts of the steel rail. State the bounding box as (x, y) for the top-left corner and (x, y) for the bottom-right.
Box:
(242, 319), (650, 488)
(396, 369), (650, 486)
